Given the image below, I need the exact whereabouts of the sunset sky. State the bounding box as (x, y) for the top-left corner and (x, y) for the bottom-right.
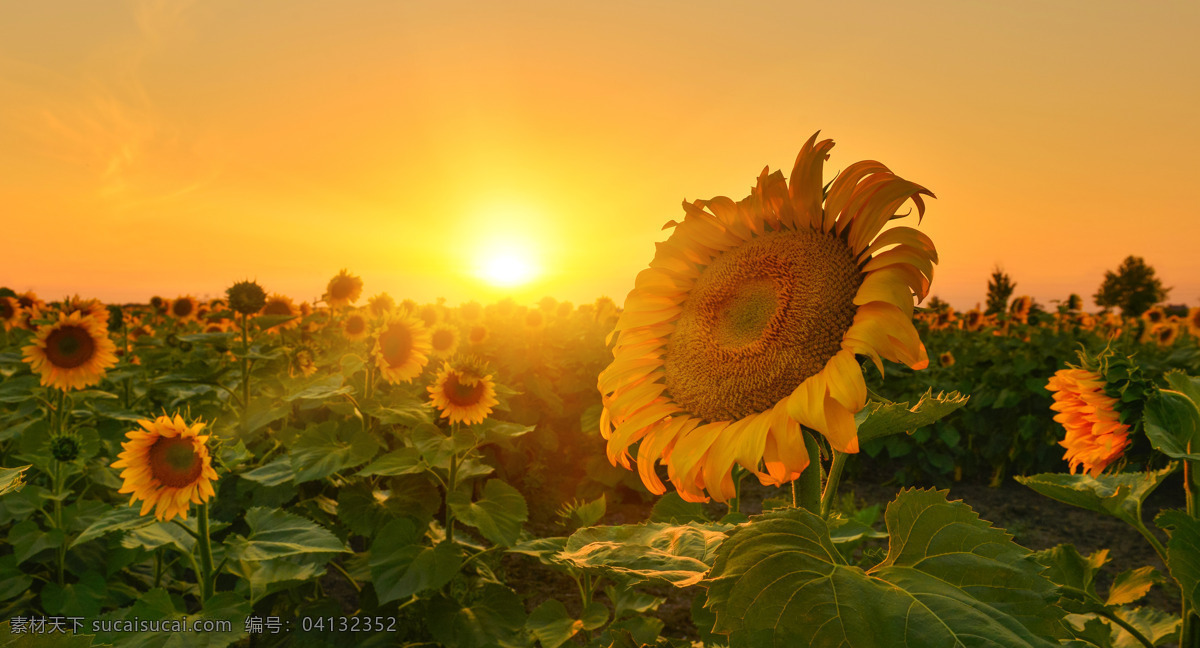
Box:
(3, 1), (1198, 310)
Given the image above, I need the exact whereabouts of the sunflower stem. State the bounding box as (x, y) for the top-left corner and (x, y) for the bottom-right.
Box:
(446, 423), (459, 545)
(239, 313), (250, 429)
(820, 451), (848, 519)
(796, 430), (822, 514)
(197, 502), (215, 602)
(1182, 456), (1198, 647)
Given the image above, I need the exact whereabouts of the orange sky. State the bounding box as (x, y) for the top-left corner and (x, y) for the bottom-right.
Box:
(3, 1), (1198, 310)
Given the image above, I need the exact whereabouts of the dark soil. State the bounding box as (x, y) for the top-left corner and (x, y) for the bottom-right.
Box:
(503, 470), (1189, 642)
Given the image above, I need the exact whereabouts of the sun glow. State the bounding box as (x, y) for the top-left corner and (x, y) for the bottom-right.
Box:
(480, 251), (537, 287)
(465, 200), (549, 290)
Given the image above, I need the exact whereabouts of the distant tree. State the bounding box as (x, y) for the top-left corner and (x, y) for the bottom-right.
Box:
(1067, 294), (1083, 311)
(926, 295), (950, 312)
(985, 266), (1016, 315)
(1093, 256), (1169, 317)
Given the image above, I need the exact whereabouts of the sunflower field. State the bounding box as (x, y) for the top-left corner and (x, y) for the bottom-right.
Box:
(4, 135), (1200, 648)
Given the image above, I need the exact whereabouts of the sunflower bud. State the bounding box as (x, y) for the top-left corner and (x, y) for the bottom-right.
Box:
(50, 433), (81, 462)
(107, 305), (125, 333)
(226, 280), (267, 315)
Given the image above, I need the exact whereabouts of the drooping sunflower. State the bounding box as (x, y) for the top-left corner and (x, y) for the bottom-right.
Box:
(342, 310), (370, 341)
(1009, 295), (1032, 323)
(599, 133), (936, 502)
(170, 296), (199, 323)
(429, 323), (461, 358)
(373, 313), (432, 384)
(22, 311), (119, 390)
(17, 291), (44, 312)
(110, 414), (218, 522)
(61, 295), (108, 322)
(0, 296), (21, 330)
(259, 293), (300, 331)
(1046, 369), (1131, 476)
(325, 269), (363, 307)
(427, 359), (499, 425)
(1187, 307), (1200, 338)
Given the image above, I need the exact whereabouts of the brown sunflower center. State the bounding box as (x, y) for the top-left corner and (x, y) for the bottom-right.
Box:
(0, 300), (13, 320)
(664, 229), (862, 422)
(44, 325), (97, 369)
(379, 324), (413, 366)
(432, 329), (455, 351)
(148, 436), (203, 488)
(444, 372), (486, 406)
(345, 316), (366, 335)
(172, 300), (194, 317)
(263, 300), (292, 316)
(469, 326), (487, 343)
(330, 278), (355, 300)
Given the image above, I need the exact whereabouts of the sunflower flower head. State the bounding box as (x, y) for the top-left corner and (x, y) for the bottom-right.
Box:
(325, 269), (363, 308)
(428, 357), (500, 425)
(50, 431), (82, 463)
(292, 345), (319, 377)
(0, 296), (21, 331)
(259, 294), (300, 331)
(22, 311), (119, 390)
(429, 323), (460, 358)
(170, 296), (200, 322)
(373, 313), (432, 384)
(111, 414), (218, 522)
(226, 281), (267, 315)
(1046, 346), (1152, 476)
(367, 293), (395, 320)
(467, 324), (489, 346)
(342, 310), (370, 341)
(939, 351), (955, 368)
(598, 133), (936, 502)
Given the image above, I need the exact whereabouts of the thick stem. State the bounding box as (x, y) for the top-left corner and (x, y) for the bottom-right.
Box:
(1182, 456), (1198, 647)
(240, 313), (250, 427)
(1097, 607), (1157, 648)
(795, 430), (822, 514)
(820, 451), (849, 518)
(446, 423), (459, 544)
(197, 502), (215, 602)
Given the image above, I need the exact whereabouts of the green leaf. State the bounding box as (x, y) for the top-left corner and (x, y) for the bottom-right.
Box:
(1155, 510), (1200, 617)
(71, 505), (156, 548)
(39, 571), (107, 617)
(508, 536), (568, 566)
(649, 492), (709, 524)
(284, 374), (353, 402)
(362, 400), (433, 426)
(12, 520), (65, 564)
(558, 521), (731, 587)
(1032, 544), (1108, 606)
(1016, 465), (1176, 528)
(251, 313), (298, 329)
(582, 600), (609, 631)
(856, 389), (970, 444)
(1163, 370), (1200, 409)
(121, 521), (195, 554)
(606, 584), (664, 621)
(369, 518), (461, 604)
(357, 447), (425, 477)
(241, 398), (290, 434)
(526, 599), (583, 648)
(290, 420), (381, 484)
(239, 457), (293, 487)
(448, 479), (528, 547)
(0, 555), (32, 602)
(1143, 389), (1200, 460)
(225, 507), (348, 561)
(568, 494), (607, 528)
(1106, 566), (1163, 607)
(0, 620), (102, 647)
(1110, 606), (1180, 648)
(706, 489), (1066, 647)
(0, 464), (30, 496)
(428, 585), (526, 648)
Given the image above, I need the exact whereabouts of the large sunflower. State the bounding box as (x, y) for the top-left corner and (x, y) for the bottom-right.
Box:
(373, 313), (432, 384)
(22, 311), (119, 390)
(0, 296), (21, 331)
(111, 414), (218, 522)
(1046, 369), (1130, 476)
(428, 359), (499, 425)
(170, 295), (200, 323)
(599, 133), (936, 502)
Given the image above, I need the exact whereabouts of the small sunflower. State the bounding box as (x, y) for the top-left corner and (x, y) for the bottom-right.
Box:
(22, 311), (119, 390)
(292, 345), (319, 377)
(0, 296), (21, 330)
(524, 308), (545, 332)
(170, 296), (199, 323)
(418, 304), (442, 328)
(226, 281), (267, 315)
(260, 294), (300, 331)
(1046, 369), (1131, 477)
(459, 301), (483, 323)
(467, 324), (489, 346)
(1142, 306), (1165, 326)
(963, 308), (985, 332)
(428, 359), (499, 425)
(342, 310), (370, 341)
(111, 414), (218, 522)
(939, 351), (955, 368)
(429, 323), (460, 358)
(1010, 295), (1032, 323)
(61, 295), (108, 322)
(367, 293), (395, 320)
(557, 301), (574, 319)
(325, 269), (363, 307)
(599, 133), (936, 502)
(1187, 307), (1200, 338)
(373, 313), (432, 384)
(1152, 323), (1178, 347)
(17, 291), (44, 312)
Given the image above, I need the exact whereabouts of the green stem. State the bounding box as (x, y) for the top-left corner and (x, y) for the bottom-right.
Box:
(328, 560), (361, 593)
(154, 550), (164, 589)
(820, 451), (849, 519)
(1097, 606), (1157, 648)
(240, 313), (250, 428)
(446, 423), (459, 544)
(51, 460), (64, 586)
(1182, 457), (1198, 647)
(196, 502), (215, 602)
(796, 429), (822, 514)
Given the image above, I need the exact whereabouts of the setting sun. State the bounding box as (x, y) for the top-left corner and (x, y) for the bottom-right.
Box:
(479, 250), (538, 287)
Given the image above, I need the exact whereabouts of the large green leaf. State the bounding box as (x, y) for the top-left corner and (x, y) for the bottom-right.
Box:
(448, 479), (528, 547)
(706, 489), (1066, 647)
(1106, 567), (1163, 607)
(225, 556), (327, 604)
(290, 420), (381, 484)
(0, 620), (103, 647)
(428, 585), (526, 648)
(225, 507), (348, 561)
(0, 465), (29, 497)
(238, 457), (293, 487)
(526, 599), (584, 648)
(1155, 510), (1200, 616)
(1142, 389), (1200, 460)
(557, 521), (732, 587)
(1032, 544), (1108, 612)
(71, 505), (155, 547)
(357, 447), (425, 477)
(284, 374), (353, 402)
(649, 492), (709, 524)
(368, 518), (461, 604)
(1163, 371), (1200, 411)
(1015, 465), (1176, 528)
(856, 389), (969, 444)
